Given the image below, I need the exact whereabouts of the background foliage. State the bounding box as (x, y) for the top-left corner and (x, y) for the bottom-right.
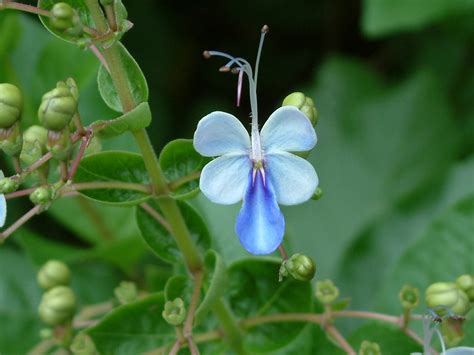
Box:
(0, 0), (473, 353)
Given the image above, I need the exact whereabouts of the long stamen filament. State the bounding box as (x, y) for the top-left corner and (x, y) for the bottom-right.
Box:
(254, 25), (269, 91)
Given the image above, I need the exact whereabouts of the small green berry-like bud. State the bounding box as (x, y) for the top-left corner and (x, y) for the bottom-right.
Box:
(162, 298), (186, 326)
(399, 284), (419, 309)
(316, 279), (340, 304)
(30, 186), (53, 205)
(282, 92), (318, 126)
(37, 260), (71, 290)
(0, 83), (22, 128)
(114, 281), (138, 305)
(0, 177), (19, 194)
(38, 83), (77, 131)
(50, 3), (75, 31)
(284, 254), (316, 282)
(0, 122), (23, 156)
(70, 333), (98, 355)
(358, 340), (381, 355)
(38, 286), (76, 326)
(456, 275), (474, 302)
(20, 125), (48, 165)
(425, 282), (471, 316)
(311, 187), (323, 201)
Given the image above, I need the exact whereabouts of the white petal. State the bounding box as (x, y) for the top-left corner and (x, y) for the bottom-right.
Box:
(200, 154), (251, 204)
(265, 151), (318, 205)
(446, 347), (474, 355)
(193, 111), (251, 157)
(260, 106), (317, 153)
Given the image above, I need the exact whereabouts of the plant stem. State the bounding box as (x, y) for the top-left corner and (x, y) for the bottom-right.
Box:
(0, 205), (41, 243)
(168, 171), (201, 190)
(67, 181), (152, 194)
(140, 202), (172, 232)
(333, 310), (399, 324)
(242, 312), (325, 327)
(3, 1), (51, 17)
(5, 187), (36, 200)
(325, 324), (356, 354)
(183, 271), (204, 336)
(211, 300), (246, 355)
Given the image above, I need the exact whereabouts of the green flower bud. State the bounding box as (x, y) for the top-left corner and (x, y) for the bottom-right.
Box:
(70, 333), (98, 355)
(114, 281), (138, 305)
(311, 187), (323, 201)
(283, 254), (316, 282)
(30, 186), (53, 205)
(440, 317), (465, 347)
(399, 284), (419, 309)
(425, 282), (471, 316)
(0, 122), (23, 156)
(316, 279), (340, 304)
(38, 286), (76, 326)
(456, 275), (474, 302)
(0, 83), (22, 128)
(47, 128), (72, 161)
(358, 340), (381, 355)
(66, 78), (79, 102)
(282, 92), (318, 126)
(20, 125), (48, 165)
(162, 298), (186, 326)
(0, 177), (19, 194)
(37, 260), (71, 290)
(38, 83), (77, 131)
(50, 3), (75, 31)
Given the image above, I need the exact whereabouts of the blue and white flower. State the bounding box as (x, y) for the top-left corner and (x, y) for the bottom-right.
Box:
(193, 28), (318, 255)
(0, 170), (6, 228)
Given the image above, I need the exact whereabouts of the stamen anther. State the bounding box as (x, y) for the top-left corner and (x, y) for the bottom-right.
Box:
(219, 66), (231, 73)
(261, 24), (269, 33)
(203, 50), (211, 59)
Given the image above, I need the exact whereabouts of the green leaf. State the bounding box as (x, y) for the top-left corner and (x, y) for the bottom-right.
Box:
(136, 200), (211, 264)
(347, 323), (422, 354)
(74, 151), (151, 206)
(164, 275), (192, 303)
(194, 250), (227, 325)
(86, 293), (175, 354)
(362, 0), (474, 37)
(113, 0), (132, 36)
(97, 42), (148, 112)
(92, 101), (152, 138)
(0, 247), (43, 354)
(227, 258), (313, 352)
(38, 0), (94, 43)
(159, 139), (208, 199)
(377, 194), (474, 314)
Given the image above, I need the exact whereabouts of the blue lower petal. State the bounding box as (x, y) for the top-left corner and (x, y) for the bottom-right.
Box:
(235, 168), (285, 255)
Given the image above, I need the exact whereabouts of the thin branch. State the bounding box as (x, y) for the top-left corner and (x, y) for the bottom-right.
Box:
(325, 324), (356, 354)
(168, 171), (201, 191)
(68, 136), (90, 180)
(242, 312), (324, 327)
(278, 244), (288, 260)
(89, 44), (110, 72)
(5, 187), (36, 200)
(67, 181), (152, 194)
(183, 271), (204, 336)
(0, 205), (41, 242)
(140, 202), (172, 233)
(333, 310), (399, 324)
(3, 1), (51, 17)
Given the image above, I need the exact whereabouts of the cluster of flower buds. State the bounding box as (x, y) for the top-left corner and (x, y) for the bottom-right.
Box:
(425, 276), (473, 317)
(162, 298), (187, 326)
(37, 260), (76, 326)
(0, 83), (23, 157)
(279, 253), (316, 282)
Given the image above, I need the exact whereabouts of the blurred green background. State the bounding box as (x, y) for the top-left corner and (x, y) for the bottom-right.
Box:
(0, 0), (473, 353)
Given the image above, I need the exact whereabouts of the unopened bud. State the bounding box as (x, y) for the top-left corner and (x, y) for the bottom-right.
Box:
(456, 275), (474, 302)
(0, 177), (19, 194)
(162, 298), (186, 326)
(0, 122), (23, 156)
(399, 284), (419, 309)
(47, 128), (72, 161)
(311, 187), (323, 201)
(30, 186), (53, 205)
(282, 92), (318, 126)
(425, 282), (471, 316)
(316, 279), (339, 304)
(282, 254), (316, 282)
(114, 281), (138, 305)
(50, 3), (75, 31)
(39, 83), (77, 131)
(70, 333), (97, 355)
(38, 286), (76, 326)
(0, 83), (22, 128)
(37, 260), (71, 290)
(359, 340), (381, 355)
